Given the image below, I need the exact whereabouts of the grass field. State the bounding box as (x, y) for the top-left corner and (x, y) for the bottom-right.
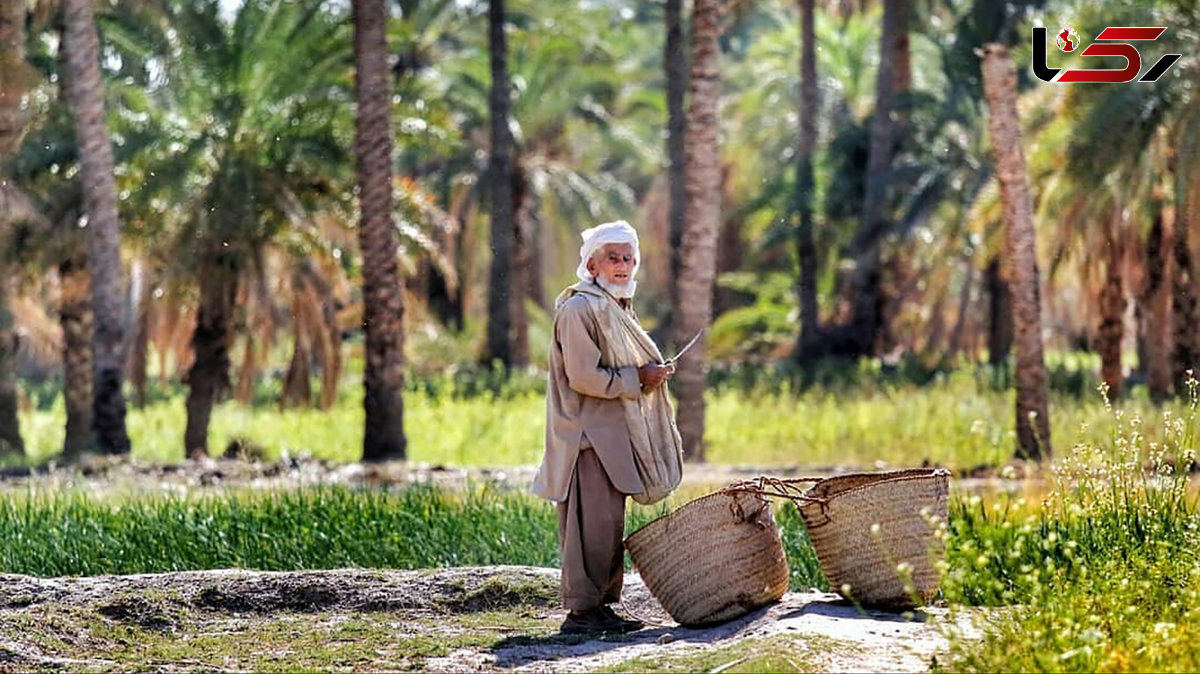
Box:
(13, 366), (1193, 471)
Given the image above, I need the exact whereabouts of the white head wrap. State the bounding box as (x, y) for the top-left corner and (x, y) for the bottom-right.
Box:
(576, 220), (641, 284)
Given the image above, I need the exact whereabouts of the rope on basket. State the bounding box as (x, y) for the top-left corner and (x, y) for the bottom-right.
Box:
(721, 476), (828, 506)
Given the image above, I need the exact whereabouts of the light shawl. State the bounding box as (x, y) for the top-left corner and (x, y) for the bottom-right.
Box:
(555, 281), (683, 505)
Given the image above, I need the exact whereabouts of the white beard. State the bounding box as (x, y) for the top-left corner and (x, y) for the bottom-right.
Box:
(597, 276), (637, 299)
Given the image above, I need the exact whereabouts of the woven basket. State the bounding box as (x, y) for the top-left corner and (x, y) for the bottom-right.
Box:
(797, 468), (950, 609)
(624, 488), (789, 626)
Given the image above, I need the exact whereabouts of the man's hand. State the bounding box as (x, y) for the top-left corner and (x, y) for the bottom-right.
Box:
(637, 362), (675, 390)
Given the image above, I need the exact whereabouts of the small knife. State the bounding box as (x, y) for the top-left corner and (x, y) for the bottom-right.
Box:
(665, 327), (705, 365)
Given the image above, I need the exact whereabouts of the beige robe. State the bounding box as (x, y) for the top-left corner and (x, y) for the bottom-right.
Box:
(533, 285), (646, 502)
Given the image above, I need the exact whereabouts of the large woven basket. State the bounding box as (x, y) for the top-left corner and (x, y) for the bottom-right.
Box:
(797, 468), (949, 609)
(624, 488), (789, 626)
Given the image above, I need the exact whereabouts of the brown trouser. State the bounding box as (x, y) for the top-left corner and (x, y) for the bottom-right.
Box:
(557, 447), (626, 611)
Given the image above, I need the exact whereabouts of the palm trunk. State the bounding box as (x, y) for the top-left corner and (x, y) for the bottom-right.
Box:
(509, 159), (531, 366)
(484, 0), (517, 368)
(1097, 225), (1125, 400)
(1142, 211), (1173, 402)
(946, 254), (976, 363)
(671, 0), (723, 463)
(0, 0), (34, 158)
(664, 0), (688, 337)
(847, 0), (902, 356)
(0, 272), (21, 458)
(317, 299), (341, 410)
(60, 252), (94, 460)
(985, 255), (1013, 367)
(184, 261), (236, 459)
(793, 0), (820, 360)
(62, 0), (130, 454)
(0, 0), (28, 458)
(127, 259), (151, 408)
(981, 44), (1051, 461)
(236, 333), (257, 405)
(354, 0), (406, 461)
(1172, 166), (1198, 392)
(282, 275), (313, 408)
(892, 0), (911, 93)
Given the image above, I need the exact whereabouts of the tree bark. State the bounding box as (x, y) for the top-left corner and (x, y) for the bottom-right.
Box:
(62, 0), (131, 454)
(985, 255), (1013, 367)
(981, 44), (1051, 461)
(1172, 168), (1199, 393)
(671, 0), (723, 463)
(0, 0), (28, 458)
(184, 260), (236, 459)
(664, 0), (688, 337)
(484, 0), (517, 368)
(0, 272), (21, 458)
(1097, 224), (1125, 400)
(509, 159), (531, 366)
(60, 252), (94, 460)
(282, 273), (313, 408)
(794, 0), (820, 359)
(1142, 211), (1173, 402)
(354, 0), (406, 461)
(127, 259), (151, 408)
(0, 0), (35, 158)
(893, 0), (911, 92)
(847, 0), (903, 356)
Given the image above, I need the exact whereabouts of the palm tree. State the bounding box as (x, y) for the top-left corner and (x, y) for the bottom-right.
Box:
(354, 0), (407, 462)
(119, 0), (351, 457)
(980, 43), (1050, 460)
(484, 0), (519, 368)
(62, 0), (131, 454)
(672, 0), (723, 462)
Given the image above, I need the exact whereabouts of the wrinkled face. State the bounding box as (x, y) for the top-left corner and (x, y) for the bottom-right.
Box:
(587, 243), (636, 286)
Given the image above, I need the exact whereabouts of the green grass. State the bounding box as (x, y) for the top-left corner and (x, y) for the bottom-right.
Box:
(939, 390), (1200, 673)
(0, 485), (559, 576)
(15, 368), (1197, 471)
(0, 482), (830, 592)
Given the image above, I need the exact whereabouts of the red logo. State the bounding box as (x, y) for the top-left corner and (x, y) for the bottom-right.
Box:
(1056, 28), (1079, 52)
(1032, 26), (1182, 83)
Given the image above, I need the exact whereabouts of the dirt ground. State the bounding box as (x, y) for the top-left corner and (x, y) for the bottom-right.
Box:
(0, 566), (982, 673)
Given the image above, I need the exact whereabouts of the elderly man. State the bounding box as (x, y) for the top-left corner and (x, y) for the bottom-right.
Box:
(533, 220), (684, 635)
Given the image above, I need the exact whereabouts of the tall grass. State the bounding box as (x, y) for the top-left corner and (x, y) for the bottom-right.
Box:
(0, 482), (829, 591)
(16, 368), (1195, 471)
(941, 380), (1200, 672)
(0, 485), (558, 576)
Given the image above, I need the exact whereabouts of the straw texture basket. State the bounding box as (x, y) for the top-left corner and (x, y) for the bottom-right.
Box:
(798, 468), (949, 609)
(624, 489), (789, 626)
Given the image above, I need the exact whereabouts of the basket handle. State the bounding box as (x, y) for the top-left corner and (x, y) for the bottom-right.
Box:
(721, 476), (827, 506)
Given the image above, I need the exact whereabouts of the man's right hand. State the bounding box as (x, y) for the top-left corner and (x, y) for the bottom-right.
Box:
(637, 362), (675, 390)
